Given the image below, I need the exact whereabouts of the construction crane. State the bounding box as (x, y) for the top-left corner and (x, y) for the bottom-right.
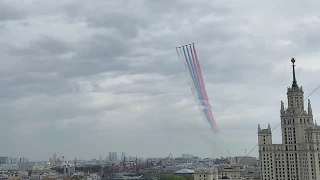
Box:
(227, 150), (232, 158)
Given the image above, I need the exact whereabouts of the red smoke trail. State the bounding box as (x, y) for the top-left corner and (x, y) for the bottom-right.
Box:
(192, 44), (220, 133)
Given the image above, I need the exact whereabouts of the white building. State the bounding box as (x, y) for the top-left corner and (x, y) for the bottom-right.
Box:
(218, 164), (242, 179)
(194, 167), (219, 180)
(258, 58), (320, 180)
(19, 157), (28, 163)
(193, 165), (246, 180)
(0, 157), (27, 165)
(10, 158), (19, 164)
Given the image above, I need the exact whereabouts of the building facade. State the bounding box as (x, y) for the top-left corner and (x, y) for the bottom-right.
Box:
(232, 156), (257, 166)
(218, 164), (241, 179)
(194, 167), (218, 180)
(109, 152), (118, 161)
(0, 157), (7, 165)
(258, 58), (320, 180)
(182, 154), (192, 159)
(0, 157), (28, 165)
(194, 165), (244, 180)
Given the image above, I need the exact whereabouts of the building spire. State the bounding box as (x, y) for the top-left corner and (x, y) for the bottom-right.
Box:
(281, 101), (284, 111)
(308, 99), (313, 115)
(291, 58), (298, 88)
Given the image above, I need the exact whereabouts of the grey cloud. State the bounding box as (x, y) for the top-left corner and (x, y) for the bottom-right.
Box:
(288, 21), (320, 53)
(86, 13), (148, 39)
(7, 34), (130, 79)
(11, 36), (73, 56)
(3, 93), (130, 124)
(1, 0), (320, 160)
(0, 1), (26, 21)
(65, 1), (149, 38)
(0, 73), (72, 99)
(75, 34), (131, 60)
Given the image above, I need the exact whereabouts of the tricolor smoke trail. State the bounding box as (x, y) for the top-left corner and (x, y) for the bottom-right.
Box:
(176, 44), (219, 133)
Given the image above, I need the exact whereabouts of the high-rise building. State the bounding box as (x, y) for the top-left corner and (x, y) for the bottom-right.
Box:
(108, 152), (117, 161)
(182, 154), (191, 159)
(121, 152), (125, 162)
(0, 157), (7, 164)
(6, 157), (11, 164)
(53, 151), (57, 165)
(258, 58), (320, 180)
(11, 158), (19, 164)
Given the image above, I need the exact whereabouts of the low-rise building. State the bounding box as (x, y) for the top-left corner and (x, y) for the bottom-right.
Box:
(194, 167), (218, 180)
(218, 164), (241, 179)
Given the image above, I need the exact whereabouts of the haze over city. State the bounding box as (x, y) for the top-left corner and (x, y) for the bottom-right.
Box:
(1, 0), (320, 161)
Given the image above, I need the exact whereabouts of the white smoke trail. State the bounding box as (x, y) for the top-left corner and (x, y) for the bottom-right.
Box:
(176, 47), (207, 121)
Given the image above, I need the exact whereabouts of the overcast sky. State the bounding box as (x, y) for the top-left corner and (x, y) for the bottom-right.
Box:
(1, 0), (320, 161)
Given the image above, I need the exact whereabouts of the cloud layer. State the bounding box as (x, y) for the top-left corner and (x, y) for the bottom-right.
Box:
(1, 0), (320, 160)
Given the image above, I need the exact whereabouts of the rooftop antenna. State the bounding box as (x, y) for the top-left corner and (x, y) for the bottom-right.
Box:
(291, 58), (298, 88)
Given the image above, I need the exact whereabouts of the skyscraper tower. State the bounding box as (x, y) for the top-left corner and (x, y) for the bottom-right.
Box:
(108, 152), (117, 161)
(53, 151), (57, 165)
(258, 58), (320, 180)
(121, 152), (125, 162)
(73, 158), (76, 175)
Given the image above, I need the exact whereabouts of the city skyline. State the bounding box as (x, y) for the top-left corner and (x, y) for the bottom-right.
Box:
(1, 0), (320, 160)
(0, 152), (253, 163)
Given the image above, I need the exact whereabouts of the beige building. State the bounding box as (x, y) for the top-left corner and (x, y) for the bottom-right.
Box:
(232, 156), (257, 167)
(194, 167), (218, 180)
(194, 165), (246, 180)
(258, 58), (320, 180)
(218, 164), (242, 179)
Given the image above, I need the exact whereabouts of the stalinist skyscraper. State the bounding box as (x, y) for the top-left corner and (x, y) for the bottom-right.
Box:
(258, 58), (320, 180)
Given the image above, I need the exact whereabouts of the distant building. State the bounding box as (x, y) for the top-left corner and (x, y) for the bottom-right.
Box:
(121, 152), (125, 161)
(53, 152), (57, 165)
(18, 162), (35, 171)
(11, 158), (19, 164)
(174, 169), (194, 175)
(182, 154), (191, 159)
(232, 156), (257, 166)
(109, 152), (117, 161)
(113, 172), (144, 180)
(218, 164), (241, 179)
(0, 157), (7, 164)
(0, 157), (28, 165)
(194, 167), (218, 180)
(241, 166), (261, 180)
(213, 157), (230, 165)
(19, 157), (28, 163)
